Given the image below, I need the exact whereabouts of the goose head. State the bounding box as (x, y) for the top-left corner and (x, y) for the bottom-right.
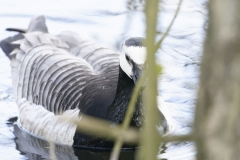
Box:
(120, 37), (146, 84)
(120, 37), (174, 134)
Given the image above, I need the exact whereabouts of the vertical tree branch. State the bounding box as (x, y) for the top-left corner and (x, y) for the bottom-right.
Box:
(194, 0), (240, 159)
(137, 0), (161, 160)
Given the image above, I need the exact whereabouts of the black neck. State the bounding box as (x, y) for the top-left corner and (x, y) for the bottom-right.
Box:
(73, 66), (141, 148)
(106, 66), (136, 123)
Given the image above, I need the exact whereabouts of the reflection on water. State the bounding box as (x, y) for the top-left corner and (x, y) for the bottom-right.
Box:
(0, 0), (207, 159)
(13, 118), (169, 160)
(14, 121), (135, 160)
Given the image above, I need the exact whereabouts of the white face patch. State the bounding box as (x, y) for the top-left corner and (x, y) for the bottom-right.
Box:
(119, 45), (147, 79)
(120, 45), (133, 78)
(126, 46), (146, 65)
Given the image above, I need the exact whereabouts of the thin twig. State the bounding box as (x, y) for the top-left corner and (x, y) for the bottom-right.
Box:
(110, 72), (146, 160)
(60, 115), (140, 144)
(154, 0), (183, 53)
(45, 129), (57, 160)
(109, 0), (184, 158)
(49, 141), (57, 160)
(161, 134), (193, 143)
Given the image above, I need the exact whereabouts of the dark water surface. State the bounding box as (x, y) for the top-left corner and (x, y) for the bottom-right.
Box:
(0, 0), (207, 159)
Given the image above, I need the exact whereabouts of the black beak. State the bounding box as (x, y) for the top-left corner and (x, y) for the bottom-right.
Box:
(132, 63), (142, 84)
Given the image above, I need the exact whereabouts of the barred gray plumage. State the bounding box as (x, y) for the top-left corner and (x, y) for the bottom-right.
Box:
(0, 15), (173, 148)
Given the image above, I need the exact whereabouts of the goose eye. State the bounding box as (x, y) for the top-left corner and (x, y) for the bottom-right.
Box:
(125, 54), (130, 61)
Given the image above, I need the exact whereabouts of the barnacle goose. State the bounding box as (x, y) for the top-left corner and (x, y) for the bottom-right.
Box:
(0, 16), (173, 149)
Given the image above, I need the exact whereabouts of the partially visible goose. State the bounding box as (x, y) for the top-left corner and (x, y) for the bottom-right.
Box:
(0, 16), (173, 148)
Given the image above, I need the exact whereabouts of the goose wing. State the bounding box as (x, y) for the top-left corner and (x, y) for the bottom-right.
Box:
(1, 16), (121, 145)
(12, 31), (95, 114)
(10, 17), (120, 114)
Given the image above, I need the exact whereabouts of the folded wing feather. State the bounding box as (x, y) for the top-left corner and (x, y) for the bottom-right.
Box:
(9, 23), (120, 145)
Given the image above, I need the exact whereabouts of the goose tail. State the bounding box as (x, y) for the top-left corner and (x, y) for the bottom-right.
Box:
(0, 15), (48, 59)
(0, 33), (24, 59)
(26, 15), (48, 33)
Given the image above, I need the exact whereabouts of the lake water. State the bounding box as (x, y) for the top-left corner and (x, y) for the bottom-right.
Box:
(0, 0), (207, 159)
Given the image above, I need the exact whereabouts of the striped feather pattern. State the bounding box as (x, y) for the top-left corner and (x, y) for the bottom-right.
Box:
(14, 31), (120, 112)
(10, 29), (120, 145)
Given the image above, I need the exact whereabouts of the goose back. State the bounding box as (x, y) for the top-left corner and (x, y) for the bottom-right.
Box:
(1, 16), (124, 146)
(12, 31), (120, 115)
